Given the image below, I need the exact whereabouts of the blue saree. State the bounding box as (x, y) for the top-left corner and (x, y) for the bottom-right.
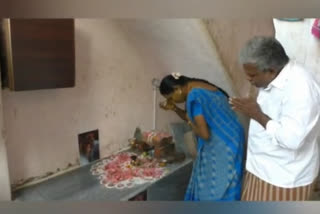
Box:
(184, 88), (245, 201)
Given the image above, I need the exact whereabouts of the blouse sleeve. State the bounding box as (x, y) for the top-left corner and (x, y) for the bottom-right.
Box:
(191, 101), (203, 118)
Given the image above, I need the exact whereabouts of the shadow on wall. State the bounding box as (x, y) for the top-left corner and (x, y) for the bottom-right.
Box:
(112, 20), (182, 131)
(113, 20), (172, 78)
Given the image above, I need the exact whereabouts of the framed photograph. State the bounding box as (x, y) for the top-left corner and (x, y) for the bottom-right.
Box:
(78, 129), (100, 166)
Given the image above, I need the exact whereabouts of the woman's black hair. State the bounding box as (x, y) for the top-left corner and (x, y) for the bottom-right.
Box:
(159, 75), (229, 98)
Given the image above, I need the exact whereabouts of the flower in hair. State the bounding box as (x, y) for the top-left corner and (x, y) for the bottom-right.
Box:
(171, 72), (181, 80)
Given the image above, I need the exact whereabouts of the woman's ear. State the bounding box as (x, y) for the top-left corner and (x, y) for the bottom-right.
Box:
(172, 86), (179, 94)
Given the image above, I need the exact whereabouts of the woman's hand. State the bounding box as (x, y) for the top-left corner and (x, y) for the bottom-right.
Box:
(159, 99), (177, 111)
(186, 114), (193, 126)
(186, 114), (210, 140)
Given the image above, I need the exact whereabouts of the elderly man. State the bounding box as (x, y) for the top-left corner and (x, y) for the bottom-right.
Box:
(229, 36), (320, 201)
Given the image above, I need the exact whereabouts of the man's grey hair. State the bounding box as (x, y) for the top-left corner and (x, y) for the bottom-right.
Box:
(239, 36), (289, 72)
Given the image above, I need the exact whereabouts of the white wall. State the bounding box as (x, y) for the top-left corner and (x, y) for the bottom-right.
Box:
(274, 18), (320, 80)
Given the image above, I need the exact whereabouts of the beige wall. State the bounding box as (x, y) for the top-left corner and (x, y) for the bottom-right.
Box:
(204, 19), (275, 97)
(114, 19), (234, 95)
(2, 19), (234, 186)
(274, 18), (320, 80)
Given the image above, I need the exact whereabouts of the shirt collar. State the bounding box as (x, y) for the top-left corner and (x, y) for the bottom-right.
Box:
(264, 60), (291, 91)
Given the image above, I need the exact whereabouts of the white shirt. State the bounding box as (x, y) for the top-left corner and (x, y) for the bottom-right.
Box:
(246, 60), (320, 188)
